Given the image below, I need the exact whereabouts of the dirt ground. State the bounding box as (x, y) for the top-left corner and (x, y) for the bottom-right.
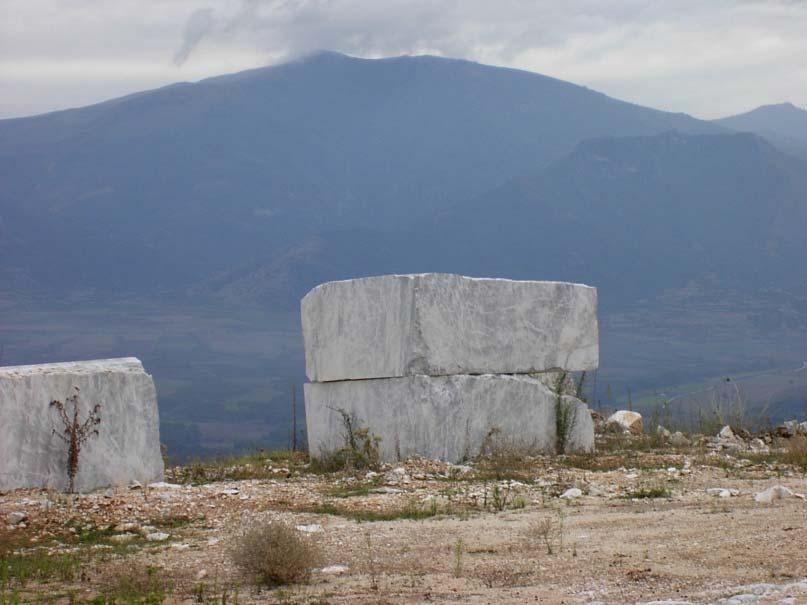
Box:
(2, 444), (807, 604)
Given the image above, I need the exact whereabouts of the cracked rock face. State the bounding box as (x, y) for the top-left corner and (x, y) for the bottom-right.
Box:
(304, 373), (594, 463)
(302, 274), (598, 382)
(0, 358), (164, 492)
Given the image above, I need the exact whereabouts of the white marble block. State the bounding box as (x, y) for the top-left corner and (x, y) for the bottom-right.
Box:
(302, 274), (598, 382)
(0, 358), (164, 492)
(304, 373), (594, 463)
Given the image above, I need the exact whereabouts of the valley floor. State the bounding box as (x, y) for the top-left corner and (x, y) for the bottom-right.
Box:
(2, 442), (807, 604)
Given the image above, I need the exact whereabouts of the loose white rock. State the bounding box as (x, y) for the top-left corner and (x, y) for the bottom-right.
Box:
(302, 274), (598, 382)
(6, 512), (27, 525)
(109, 533), (137, 544)
(606, 411), (643, 435)
(560, 488), (583, 499)
(296, 524), (323, 533)
(145, 532), (170, 542)
(318, 565), (349, 575)
(755, 485), (794, 504)
(707, 488), (739, 498)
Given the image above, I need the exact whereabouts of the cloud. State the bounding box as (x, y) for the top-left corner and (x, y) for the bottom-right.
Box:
(174, 7), (216, 65)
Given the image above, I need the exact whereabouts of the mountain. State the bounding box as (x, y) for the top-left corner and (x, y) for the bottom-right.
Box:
(0, 51), (722, 297)
(203, 131), (807, 309)
(715, 103), (807, 160)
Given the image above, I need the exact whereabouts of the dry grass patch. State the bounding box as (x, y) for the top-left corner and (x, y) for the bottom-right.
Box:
(231, 521), (322, 587)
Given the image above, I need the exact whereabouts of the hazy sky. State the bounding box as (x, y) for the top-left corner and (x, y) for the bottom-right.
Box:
(1, 0), (805, 120)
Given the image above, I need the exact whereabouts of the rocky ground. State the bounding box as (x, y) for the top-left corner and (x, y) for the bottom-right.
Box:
(2, 430), (807, 605)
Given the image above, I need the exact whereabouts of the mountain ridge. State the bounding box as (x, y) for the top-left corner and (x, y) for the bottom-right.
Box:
(0, 51), (725, 298)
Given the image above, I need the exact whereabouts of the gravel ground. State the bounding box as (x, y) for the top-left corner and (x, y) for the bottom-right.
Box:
(2, 448), (806, 604)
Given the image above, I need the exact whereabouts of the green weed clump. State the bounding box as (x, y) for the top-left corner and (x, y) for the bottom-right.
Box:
(310, 408), (381, 473)
(625, 486), (671, 499)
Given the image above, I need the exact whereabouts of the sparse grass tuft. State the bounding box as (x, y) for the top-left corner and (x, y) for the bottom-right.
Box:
(0, 549), (81, 589)
(170, 449), (307, 484)
(91, 564), (169, 604)
(231, 521), (322, 587)
(524, 508), (565, 555)
(783, 436), (807, 475)
(301, 500), (443, 523)
(625, 486), (671, 499)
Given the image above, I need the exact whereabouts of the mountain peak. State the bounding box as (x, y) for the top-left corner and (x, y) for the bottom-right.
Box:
(713, 101), (807, 160)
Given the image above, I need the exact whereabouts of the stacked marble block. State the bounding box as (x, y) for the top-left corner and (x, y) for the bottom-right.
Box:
(302, 273), (598, 463)
(0, 358), (164, 491)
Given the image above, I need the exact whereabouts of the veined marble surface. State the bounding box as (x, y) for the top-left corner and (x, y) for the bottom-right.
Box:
(302, 274), (598, 382)
(0, 357), (163, 492)
(305, 373), (594, 463)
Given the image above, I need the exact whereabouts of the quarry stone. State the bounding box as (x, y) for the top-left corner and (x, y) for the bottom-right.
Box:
(302, 273), (598, 382)
(0, 358), (164, 492)
(304, 373), (594, 463)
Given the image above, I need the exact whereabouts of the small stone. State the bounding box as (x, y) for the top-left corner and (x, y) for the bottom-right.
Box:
(128, 481), (143, 490)
(318, 565), (349, 575)
(707, 488), (738, 498)
(114, 522), (140, 532)
(109, 533), (137, 544)
(296, 524), (323, 533)
(606, 411), (643, 435)
(195, 569), (208, 580)
(560, 488), (583, 499)
(372, 486), (404, 494)
(755, 485), (793, 504)
(6, 512), (27, 525)
(718, 425), (735, 440)
(146, 532), (170, 542)
(670, 432), (691, 447)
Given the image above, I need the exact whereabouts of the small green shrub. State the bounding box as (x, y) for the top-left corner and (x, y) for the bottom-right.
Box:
(231, 521), (321, 586)
(554, 372), (577, 454)
(312, 408), (381, 473)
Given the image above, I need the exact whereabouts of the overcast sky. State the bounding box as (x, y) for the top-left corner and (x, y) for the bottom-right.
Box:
(1, 0), (805, 120)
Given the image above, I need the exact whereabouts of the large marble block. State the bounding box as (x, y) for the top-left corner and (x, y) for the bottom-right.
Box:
(304, 374), (594, 462)
(302, 274), (598, 382)
(0, 358), (164, 492)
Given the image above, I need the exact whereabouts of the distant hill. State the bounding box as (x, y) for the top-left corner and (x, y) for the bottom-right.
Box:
(715, 103), (807, 160)
(206, 131), (807, 309)
(0, 51), (722, 297)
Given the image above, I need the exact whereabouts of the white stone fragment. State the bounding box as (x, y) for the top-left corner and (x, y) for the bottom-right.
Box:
(0, 358), (164, 492)
(318, 565), (349, 575)
(606, 411), (643, 435)
(146, 532), (170, 542)
(6, 512), (27, 525)
(707, 488), (739, 498)
(560, 488), (583, 499)
(296, 523), (323, 533)
(304, 373), (594, 463)
(302, 274), (598, 382)
(755, 485), (794, 504)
